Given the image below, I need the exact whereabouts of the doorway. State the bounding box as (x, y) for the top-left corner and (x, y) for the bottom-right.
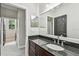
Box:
(3, 18), (16, 45)
(47, 16), (53, 35)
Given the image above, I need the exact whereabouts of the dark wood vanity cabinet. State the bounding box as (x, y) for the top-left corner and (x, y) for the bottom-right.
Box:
(29, 40), (54, 56)
(29, 40), (36, 56)
(36, 44), (54, 56)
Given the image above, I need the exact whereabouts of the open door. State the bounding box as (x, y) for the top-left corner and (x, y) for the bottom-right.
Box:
(47, 16), (53, 35)
(16, 9), (26, 48)
(0, 18), (1, 56)
(3, 19), (6, 45)
(0, 18), (6, 46)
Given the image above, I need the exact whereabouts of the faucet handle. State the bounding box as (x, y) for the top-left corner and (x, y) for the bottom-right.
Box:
(60, 33), (66, 37)
(57, 35), (60, 39)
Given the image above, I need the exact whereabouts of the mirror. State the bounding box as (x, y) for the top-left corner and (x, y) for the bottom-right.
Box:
(39, 3), (79, 39)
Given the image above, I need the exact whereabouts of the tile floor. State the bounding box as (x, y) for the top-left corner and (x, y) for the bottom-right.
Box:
(1, 41), (25, 56)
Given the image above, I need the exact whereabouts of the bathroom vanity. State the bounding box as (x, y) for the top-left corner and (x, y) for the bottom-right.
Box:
(28, 35), (79, 56)
(29, 39), (54, 56)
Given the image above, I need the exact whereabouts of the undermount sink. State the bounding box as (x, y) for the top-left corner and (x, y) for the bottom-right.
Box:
(46, 44), (64, 51)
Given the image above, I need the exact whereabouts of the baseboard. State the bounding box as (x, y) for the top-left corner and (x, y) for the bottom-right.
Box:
(18, 45), (25, 48)
(5, 41), (16, 46)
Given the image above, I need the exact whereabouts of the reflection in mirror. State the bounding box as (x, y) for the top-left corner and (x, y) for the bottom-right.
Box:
(39, 3), (79, 41)
(30, 15), (39, 36)
(47, 16), (53, 35)
(30, 15), (39, 27)
(54, 15), (67, 37)
(39, 9), (54, 36)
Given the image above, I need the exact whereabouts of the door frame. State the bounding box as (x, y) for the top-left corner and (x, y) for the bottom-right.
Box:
(1, 3), (27, 55)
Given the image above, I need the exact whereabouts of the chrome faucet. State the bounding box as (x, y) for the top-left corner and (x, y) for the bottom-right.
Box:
(57, 35), (60, 44)
(60, 35), (64, 46)
(53, 39), (56, 43)
(57, 34), (65, 46)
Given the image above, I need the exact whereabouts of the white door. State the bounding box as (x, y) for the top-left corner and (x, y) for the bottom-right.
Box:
(16, 9), (26, 48)
(0, 17), (1, 55)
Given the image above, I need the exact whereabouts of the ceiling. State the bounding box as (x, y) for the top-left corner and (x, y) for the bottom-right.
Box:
(39, 3), (61, 14)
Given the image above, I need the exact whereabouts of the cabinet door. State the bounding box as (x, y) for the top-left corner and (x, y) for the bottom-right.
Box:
(29, 40), (36, 56)
(36, 44), (54, 56)
(29, 48), (35, 56)
(29, 40), (54, 56)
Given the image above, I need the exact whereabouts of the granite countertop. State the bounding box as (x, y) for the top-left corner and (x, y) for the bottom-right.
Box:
(39, 34), (79, 44)
(31, 37), (79, 56)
